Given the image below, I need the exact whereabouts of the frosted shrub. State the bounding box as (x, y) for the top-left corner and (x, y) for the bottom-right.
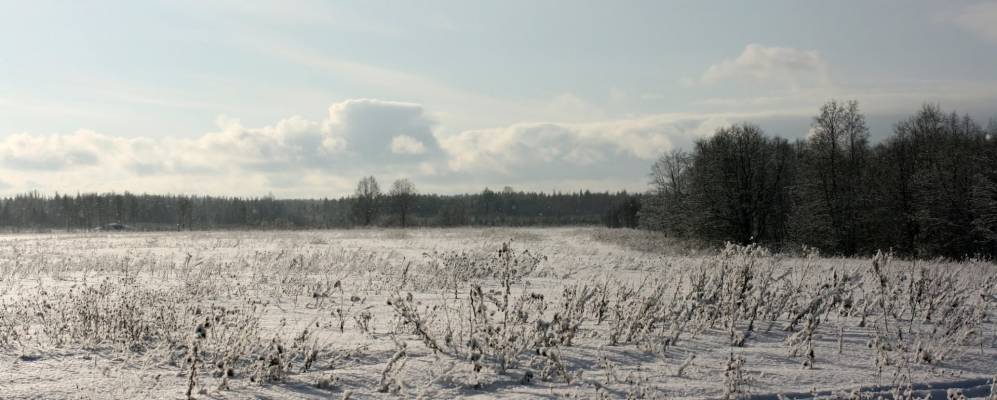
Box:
(388, 243), (580, 388)
(420, 242), (545, 296)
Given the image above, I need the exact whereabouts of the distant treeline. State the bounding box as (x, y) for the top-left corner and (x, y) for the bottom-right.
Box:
(0, 185), (641, 231)
(640, 101), (997, 259)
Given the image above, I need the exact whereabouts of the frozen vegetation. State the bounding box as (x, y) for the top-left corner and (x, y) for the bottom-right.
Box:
(0, 228), (994, 399)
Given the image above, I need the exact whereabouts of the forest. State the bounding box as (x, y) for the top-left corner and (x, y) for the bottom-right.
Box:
(640, 101), (997, 259)
(0, 186), (639, 231)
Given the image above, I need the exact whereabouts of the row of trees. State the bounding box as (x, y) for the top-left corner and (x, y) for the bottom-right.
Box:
(350, 176), (640, 228)
(0, 185), (638, 231)
(641, 101), (997, 259)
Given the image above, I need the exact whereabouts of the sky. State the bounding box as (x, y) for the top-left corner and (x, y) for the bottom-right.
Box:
(1, 1), (996, 198)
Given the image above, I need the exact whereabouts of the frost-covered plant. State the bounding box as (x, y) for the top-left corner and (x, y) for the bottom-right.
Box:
(608, 278), (670, 347)
(722, 352), (748, 400)
(386, 292), (447, 355)
(389, 242), (563, 387)
(378, 339), (408, 394)
(420, 242), (545, 296)
(799, 316), (816, 369)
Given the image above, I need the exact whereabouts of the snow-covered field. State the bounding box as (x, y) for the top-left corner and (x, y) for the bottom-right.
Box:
(0, 228), (994, 399)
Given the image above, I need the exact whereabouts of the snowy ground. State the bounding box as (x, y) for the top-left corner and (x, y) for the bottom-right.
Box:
(0, 228), (994, 399)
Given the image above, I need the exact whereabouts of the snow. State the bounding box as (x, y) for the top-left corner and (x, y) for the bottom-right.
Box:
(0, 228), (993, 399)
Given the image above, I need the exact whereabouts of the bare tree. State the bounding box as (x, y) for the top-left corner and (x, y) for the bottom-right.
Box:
(689, 123), (795, 244)
(353, 176), (381, 226)
(794, 100), (870, 254)
(389, 178), (417, 227)
(643, 149), (693, 234)
(651, 149), (692, 198)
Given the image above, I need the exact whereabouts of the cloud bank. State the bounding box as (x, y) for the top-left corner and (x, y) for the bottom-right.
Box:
(0, 99), (747, 196)
(440, 116), (725, 174)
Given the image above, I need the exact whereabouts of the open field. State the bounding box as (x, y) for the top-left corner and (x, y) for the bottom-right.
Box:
(0, 228), (995, 399)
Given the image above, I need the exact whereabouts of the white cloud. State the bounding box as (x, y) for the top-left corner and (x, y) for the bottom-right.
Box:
(698, 44), (830, 88)
(189, 114), (338, 172)
(0, 99), (443, 196)
(953, 2), (997, 43)
(390, 135), (427, 155)
(0, 98), (819, 196)
(439, 114), (728, 174)
(323, 99), (439, 160)
(0, 130), (149, 171)
(173, 98), (438, 173)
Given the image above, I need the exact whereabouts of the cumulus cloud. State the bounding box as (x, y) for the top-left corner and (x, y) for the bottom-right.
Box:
(189, 114), (339, 173)
(324, 99), (440, 161)
(0, 99), (446, 195)
(0, 131), (95, 170)
(176, 99), (439, 173)
(953, 2), (997, 43)
(439, 114), (728, 175)
(0, 130), (161, 171)
(698, 44), (830, 88)
(0, 98), (764, 196)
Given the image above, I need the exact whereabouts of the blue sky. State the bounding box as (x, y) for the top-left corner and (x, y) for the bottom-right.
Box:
(1, 1), (996, 197)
